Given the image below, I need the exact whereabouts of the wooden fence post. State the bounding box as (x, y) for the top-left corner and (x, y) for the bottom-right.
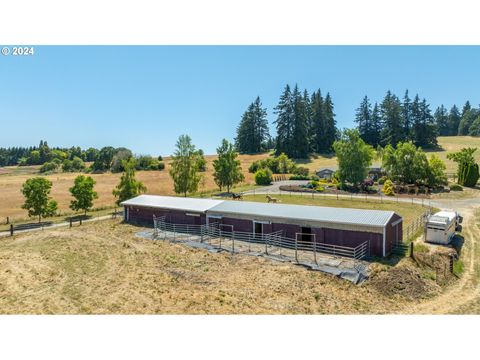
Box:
(10, 224), (14, 236)
(6, 216), (9, 225)
(410, 242), (414, 258)
(70, 219), (72, 228)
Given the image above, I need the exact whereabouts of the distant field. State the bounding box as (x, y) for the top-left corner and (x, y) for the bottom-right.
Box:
(0, 154), (265, 221)
(0, 136), (479, 222)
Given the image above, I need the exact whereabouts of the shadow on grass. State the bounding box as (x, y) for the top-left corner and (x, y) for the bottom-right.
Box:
(14, 221), (54, 230)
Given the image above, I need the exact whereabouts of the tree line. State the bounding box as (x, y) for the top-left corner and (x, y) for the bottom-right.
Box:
(235, 84), (337, 159)
(356, 91), (480, 148)
(0, 140), (166, 173)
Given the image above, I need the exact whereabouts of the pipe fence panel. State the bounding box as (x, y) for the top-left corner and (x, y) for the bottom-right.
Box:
(152, 215), (368, 262)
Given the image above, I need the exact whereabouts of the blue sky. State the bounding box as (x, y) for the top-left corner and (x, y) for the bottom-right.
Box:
(1, 46), (479, 156)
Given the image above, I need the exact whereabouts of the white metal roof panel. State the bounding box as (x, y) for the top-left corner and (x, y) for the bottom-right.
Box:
(120, 195), (224, 213)
(208, 200), (395, 228)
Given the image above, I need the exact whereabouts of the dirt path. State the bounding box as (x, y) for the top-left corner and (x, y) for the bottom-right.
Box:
(408, 206), (480, 314)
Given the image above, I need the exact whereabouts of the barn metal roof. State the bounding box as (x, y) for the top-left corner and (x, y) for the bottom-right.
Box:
(120, 195), (224, 213)
(121, 195), (396, 228)
(208, 200), (395, 228)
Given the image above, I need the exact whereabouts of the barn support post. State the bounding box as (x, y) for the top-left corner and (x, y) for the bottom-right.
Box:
(232, 233), (235, 254)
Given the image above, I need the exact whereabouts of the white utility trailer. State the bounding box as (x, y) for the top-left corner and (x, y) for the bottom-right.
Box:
(425, 210), (461, 245)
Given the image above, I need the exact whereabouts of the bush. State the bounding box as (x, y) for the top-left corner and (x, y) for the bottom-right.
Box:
(382, 179), (395, 196)
(315, 185), (325, 192)
(449, 183), (463, 191)
(249, 161), (262, 173)
(40, 162), (58, 173)
(289, 174), (310, 180)
(378, 176), (388, 185)
(254, 168), (273, 185)
(294, 166), (309, 176)
(458, 162), (479, 187)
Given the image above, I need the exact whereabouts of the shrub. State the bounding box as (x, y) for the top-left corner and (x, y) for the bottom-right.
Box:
(382, 179), (395, 196)
(289, 174), (310, 180)
(294, 166), (309, 176)
(315, 185), (325, 192)
(157, 162), (165, 170)
(249, 161), (262, 173)
(459, 162), (479, 187)
(449, 183), (463, 191)
(254, 168), (273, 185)
(310, 180), (319, 188)
(378, 176), (388, 185)
(40, 162), (58, 173)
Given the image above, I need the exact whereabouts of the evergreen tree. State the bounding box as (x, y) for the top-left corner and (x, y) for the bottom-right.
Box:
(402, 90), (412, 138)
(434, 105), (449, 136)
(310, 90), (325, 153)
(459, 107), (480, 136)
(418, 98), (438, 148)
(235, 97), (269, 154)
(303, 89), (314, 152)
(291, 85), (309, 158)
(322, 93), (337, 152)
(380, 91), (405, 147)
(274, 84), (295, 156)
(371, 102), (382, 147)
(355, 96), (373, 144)
(447, 105), (461, 136)
(462, 101), (472, 117)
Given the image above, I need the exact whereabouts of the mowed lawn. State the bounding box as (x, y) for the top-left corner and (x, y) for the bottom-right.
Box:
(0, 219), (417, 314)
(242, 194), (428, 227)
(0, 136), (478, 221)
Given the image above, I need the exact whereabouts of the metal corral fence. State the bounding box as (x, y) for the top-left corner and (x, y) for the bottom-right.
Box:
(392, 210), (430, 256)
(153, 215), (368, 263)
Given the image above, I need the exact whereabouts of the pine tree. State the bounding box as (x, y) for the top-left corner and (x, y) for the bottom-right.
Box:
(291, 85), (309, 158)
(412, 96), (437, 148)
(322, 93), (337, 152)
(447, 105), (461, 136)
(380, 91), (405, 147)
(462, 101), (472, 117)
(434, 105), (449, 136)
(310, 90), (325, 153)
(235, 96), (269, 153)
(303, 89), (314, 153)
(355, 96), (373, 144)
(402, 90), (412, 138)
(371, 102), (382, 147)
(274, 84), (294, 156)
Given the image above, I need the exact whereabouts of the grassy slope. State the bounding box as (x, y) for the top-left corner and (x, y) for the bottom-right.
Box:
(0, 219), (417, 314)
(1, 136), (478, 221)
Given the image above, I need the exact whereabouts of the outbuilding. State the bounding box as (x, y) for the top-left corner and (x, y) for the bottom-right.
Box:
(121, 195), (402, 258)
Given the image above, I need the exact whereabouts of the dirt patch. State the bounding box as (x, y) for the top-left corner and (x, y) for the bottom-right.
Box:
(369, 261), (441, 300)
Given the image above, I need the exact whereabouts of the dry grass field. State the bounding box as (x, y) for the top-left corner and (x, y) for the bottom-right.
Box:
(0, 219), (447, 314)
(1, 136), (479, 222)
(0, 153), (266, 221)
